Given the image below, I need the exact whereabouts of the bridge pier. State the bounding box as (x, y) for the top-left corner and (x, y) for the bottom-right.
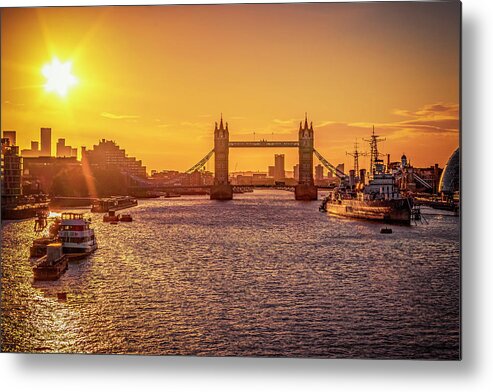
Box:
(294, 184), (318, 200)
(210, 183), (233, 200)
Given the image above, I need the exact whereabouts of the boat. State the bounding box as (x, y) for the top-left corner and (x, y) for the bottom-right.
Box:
(91, 196), (137, 213)
(164, 192), (181, 198)
(119, 214), (133, 222)
(30, 217), (61, 257)
(30, 237), (58, 258)
(324, 173), (413, 225)
(57, 212), (98, 258)
(103, 210), (120, 222)
(33, 243), (68, 281)
(323, 128), (414, 225)
(380, 227), (393, 234)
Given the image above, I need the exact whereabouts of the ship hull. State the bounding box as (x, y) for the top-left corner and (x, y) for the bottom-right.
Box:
(326, 198), (412, 225)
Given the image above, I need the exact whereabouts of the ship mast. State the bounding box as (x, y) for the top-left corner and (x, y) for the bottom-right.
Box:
(363, 126), (386, 176)
(346, 139), (366, 176)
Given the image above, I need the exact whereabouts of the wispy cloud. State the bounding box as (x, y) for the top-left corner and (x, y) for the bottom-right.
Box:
(100, 112), (140, 120)
(273, 118), (297, 125)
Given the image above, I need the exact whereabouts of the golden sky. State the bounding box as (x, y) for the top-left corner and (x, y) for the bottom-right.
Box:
(1, 2), (460, 173)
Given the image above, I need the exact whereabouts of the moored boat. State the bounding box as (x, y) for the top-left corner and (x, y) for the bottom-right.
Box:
(119, 214), (133, 222)
(103, 210), (120, 222)
(91, 196), (137, 213)
(58, 212), (98, 258)
(322, 128), (413, 225)
(33, 243), (68, 281)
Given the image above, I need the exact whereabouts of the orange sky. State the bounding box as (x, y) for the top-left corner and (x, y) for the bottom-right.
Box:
(1, 2), (460, 173)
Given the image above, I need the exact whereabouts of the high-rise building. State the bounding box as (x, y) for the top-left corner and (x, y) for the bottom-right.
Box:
(56, 138), (77, 158)
(336, 163), (345, 175)
(21, 141), (40, 157)
(83, 139), (147, 178)
(268, 165), (275, 177)
(40, 127), (52, 156)
(1, 137), (22, 207)
(3, 131), (16, 146)
(315, 164), (324, 181)
(274, 154), (285, 181)
(293, 164), (299, 181)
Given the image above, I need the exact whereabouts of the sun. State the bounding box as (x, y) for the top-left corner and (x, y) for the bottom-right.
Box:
(42, 57), (78, 97)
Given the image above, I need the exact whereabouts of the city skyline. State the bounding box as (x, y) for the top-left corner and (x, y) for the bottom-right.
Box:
(1, 3), (459, 172)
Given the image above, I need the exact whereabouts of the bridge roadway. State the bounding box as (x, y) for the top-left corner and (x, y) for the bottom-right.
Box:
(128, 184), (335, 191)
(228, 141), (299, 148)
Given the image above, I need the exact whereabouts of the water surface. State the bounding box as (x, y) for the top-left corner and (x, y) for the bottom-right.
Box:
(1, 190), (460, 358)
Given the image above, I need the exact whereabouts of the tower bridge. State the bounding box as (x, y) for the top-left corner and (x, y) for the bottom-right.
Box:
(204, 114), (344, 200)
(127, 114), (346, 200)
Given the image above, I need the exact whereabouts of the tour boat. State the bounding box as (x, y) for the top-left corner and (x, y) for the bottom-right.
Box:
(58, 212), (98, 258)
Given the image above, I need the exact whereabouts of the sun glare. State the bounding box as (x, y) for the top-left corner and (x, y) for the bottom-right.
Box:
(42, 57), (78, 97)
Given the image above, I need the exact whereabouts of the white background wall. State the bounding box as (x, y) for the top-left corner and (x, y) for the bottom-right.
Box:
(1, 0), (491, 391)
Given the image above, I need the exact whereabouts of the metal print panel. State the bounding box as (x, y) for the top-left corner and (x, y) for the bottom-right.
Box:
(0, 1), (461, 359)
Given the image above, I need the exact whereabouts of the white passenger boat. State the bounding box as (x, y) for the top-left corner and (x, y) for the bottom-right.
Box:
(58, 212), (98, 259)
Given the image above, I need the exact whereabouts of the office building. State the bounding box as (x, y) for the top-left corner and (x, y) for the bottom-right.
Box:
(40, 127), (52, 156)
(3, 131), (16, 146)
(274, 154), (285, 181)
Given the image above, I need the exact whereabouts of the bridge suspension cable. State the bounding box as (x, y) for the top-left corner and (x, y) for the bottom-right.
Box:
(185, 149), (215, 174)
(313, 149), (346, 179)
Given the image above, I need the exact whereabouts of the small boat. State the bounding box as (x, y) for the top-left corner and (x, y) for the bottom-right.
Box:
(30, 236), (58, 258)
(164, 192), (181, 198)
(380, 227), (393, 234)
(33, 243), (68, 281)
(110, 221), (118, 225)
(103, 210), (119, 222)
(119, 214), (133, 222)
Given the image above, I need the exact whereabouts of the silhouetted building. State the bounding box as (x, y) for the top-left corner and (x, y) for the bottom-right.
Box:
(21, 140), (41, 157)
(439, 148), (459, 195)
(1, 137), (22, 206)
(293, 164), (299, 181)
(83, 139), (147, 178)
(22, 156), (80, 194)
(40, 127), (52, 156)
(268, 165), (275, 177)
(315, 164), (324, 181)
(3, 131), (16, 146)
(56, 138), (77, 158)
(336, 163), (344, 175)
(274, 154), (285, 181)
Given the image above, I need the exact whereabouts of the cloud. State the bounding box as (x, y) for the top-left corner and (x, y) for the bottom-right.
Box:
(273, 118), (297, 125)
(100, 112), (140, 120)
(340, 102), (459, 139)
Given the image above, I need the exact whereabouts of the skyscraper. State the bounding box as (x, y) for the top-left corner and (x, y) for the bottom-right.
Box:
(315, 164), (324, 181)
(2, 131), (16, 146)
(40, 127), (51, 156)
(274, 154), (285, 181)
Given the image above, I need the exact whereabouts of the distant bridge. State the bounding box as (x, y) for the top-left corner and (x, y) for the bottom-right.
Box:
(126, 115), (347, 201)
(228, 141), (299, 148)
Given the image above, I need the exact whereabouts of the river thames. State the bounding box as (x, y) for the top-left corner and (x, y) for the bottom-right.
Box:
(1, 190), (460, 359)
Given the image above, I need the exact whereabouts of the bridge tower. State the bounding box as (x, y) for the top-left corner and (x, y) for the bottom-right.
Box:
(295, 113), (317, 200)
(210, 115), (233, 200)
